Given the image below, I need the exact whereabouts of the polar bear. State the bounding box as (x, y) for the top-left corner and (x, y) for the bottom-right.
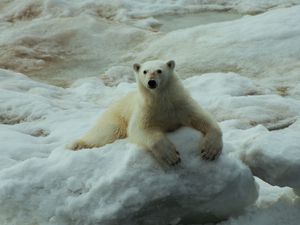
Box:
(70, 60), (223, 166)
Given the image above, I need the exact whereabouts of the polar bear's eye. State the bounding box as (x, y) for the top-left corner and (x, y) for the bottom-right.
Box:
(157, 69), (162, 74)
(143, 70), (147, 74)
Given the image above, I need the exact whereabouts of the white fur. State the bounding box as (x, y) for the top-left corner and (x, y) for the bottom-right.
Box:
(69, 60), (223, 166)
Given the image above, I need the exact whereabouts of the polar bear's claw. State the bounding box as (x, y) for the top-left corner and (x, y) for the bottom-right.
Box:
(150, 139), (181, 166)
(68, 140), (91, 151)
(201, 145), (222, 161)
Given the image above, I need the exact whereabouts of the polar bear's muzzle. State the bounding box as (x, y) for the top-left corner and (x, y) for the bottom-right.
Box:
(147, 80), (157, 89)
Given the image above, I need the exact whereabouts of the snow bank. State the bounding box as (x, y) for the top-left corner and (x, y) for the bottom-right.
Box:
(223, 178), (300, 225)
(223, 119), (300, 196)
(241, 120), (300, 192)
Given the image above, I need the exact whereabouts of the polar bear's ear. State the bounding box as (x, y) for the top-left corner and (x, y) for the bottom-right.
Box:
(133, 63), (141, 72)
(166, 60), (175, 70)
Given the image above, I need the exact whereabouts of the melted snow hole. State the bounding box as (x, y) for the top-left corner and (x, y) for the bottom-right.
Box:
(156, 11), (241, 32)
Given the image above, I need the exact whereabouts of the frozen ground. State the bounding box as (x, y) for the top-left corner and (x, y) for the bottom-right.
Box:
(1, 0), (300, 225)
(1, 0), (300, 88)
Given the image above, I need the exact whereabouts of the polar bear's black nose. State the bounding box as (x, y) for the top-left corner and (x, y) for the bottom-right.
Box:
(148, 80), (157, 89)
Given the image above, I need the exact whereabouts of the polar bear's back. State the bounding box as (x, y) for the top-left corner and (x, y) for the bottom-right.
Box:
(104, 91), (137, 125)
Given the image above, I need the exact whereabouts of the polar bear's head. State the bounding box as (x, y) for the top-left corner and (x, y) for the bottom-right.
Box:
(133, 60), (175, 91)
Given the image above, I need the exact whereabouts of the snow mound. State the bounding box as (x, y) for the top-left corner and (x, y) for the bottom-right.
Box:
(0, 127), (258, 225)
(241, 119), (300, 194)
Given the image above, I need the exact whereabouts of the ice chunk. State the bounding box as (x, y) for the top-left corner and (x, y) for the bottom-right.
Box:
(0, 128), (258, 225)
(241, 119), (300, 194)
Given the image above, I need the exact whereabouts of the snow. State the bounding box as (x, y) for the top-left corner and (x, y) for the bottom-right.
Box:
(1, 0), (300, 87)
(0, 70), (259, 225)
(136, 5), (300, 95)
(2, 0), (299, 21)
(1, 69), (299, 225)
(242, 120), (300, 190)
(1, 0), (300, 224)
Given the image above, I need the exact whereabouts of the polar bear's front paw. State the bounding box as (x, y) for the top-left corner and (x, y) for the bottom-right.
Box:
(201, 138), (223, 161)
(67, 140), (90, 151)
(151, 139), (181, 166)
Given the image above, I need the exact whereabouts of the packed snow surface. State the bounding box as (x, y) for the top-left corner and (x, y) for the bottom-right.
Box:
(1, 0), (300, 225)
